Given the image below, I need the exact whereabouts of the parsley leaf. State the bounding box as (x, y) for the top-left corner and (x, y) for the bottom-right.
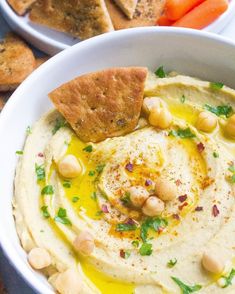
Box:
(116, 223), (137, 232)
(204, 104), (233, 118)
(139, 243), (153, 256)
(72, 196), (79, 203)
(213, 152), (219, 158)
(90, 192), (97, 201)
(210, 82), (224, 90)
(120, 192), (131, 206)
(41, 185), (54, 195)
(167, 258), (177, 268)
(155, 66), (166, 78)
(132, 240), (140, 248)
(180, 95), (186, 103)
(63, 180), (71, 188)
(169, 128), (195, 139)
(221, 268), (235, 288)
(16, 150), (23, 155)
(140, 217), (168, 242)
(52, 118), (67, 135)
(35, 164), (45, 181)
(96, 164), (105, 173)
(83, 145), (93, 152)
(171, 277), (202, 294)
(41, 206), (50, 218)
(54, 208), (72, 225)
(88, 170), (96, 176)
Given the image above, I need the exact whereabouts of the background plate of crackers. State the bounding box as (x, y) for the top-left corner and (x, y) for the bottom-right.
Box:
(0, 0), (235, 55)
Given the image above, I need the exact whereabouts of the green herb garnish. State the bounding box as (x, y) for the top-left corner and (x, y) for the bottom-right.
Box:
(63, 180), (71, 188)
(221, 268), (235, 288)
(26, 126), (32, 135)
(131, 240), (140, 248)
(52, 118), (67, 135)
(210, 82), (224, 90)
(41, 185), (54, 195)
(95, 210), (103, 216)
(41, 206), (50, 219)
(169, 128), (195, 139)
(88, 170), (96, 176)
(171, 277), (202, 294)
(35, 164), (45, 181)
(116, 223), (137, 232)
(72, 196), (79, 203)
(83, 145), (93, 152)
(54, 208), (72, 225)
(16, 150), (23, 155)
(213, 152), (219, 158)
(180, 95), (186, 103)
(90, 192), (97, 201)
(96, 164), (105, 173)
(140, 217), (168, 242)
(120, 192), (131, 206)
(167, 258), (177, 268)
(204, 104), (233, 118)
(155, 66), (166, 78)
(228, 165), (235, 183)
(139, 242), (153, 256)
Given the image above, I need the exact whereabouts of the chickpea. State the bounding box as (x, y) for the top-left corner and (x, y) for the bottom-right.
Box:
(149, 107), (172, 129)
(202, 250), (225, 274)
(155, 178), (177, 201)
(142, 97), (166, 114)
(224, 114), (235, 138)
(73, 231), (94, 255)
(142, 196), (165, 217)
(127, 186), (149, 208)
(28, 247), (51, 270)
(55, 269), (83, 294)
(196, 111), (217, 133)
(58, 155), (82, 178)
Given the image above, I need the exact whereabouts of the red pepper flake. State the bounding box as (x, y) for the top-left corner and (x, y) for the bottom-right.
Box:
(125, 163), (133, 172)
(212, 204), (220, 217)
(179, 202), (188, 210)
(120, 249), (125, 258)
(175, 179), (182, 186)
(197, 142), (205, 153)
(172, 213), (180, 220)
(101, 204), (109, 213)
(195, 206), (203, 212)
(145, 179), (152, 186)
(38, 152), (44, 157)
(178, 194), (187, 203)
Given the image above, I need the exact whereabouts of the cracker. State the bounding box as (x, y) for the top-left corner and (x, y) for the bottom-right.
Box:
(30, 0), (114, 40)
(49, 67), (148, 142)
(105, 0), (165, 29)
(7, 0), (36, 15)
(113, 0), (138, 19)
(0, 34), (35, 92)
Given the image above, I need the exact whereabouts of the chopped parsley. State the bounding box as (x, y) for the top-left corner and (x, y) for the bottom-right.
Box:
(90, 192), (97, 201)
(139, 242), (153, 256)
(131, 240), (140, 248)
(155, 66), (166, 78)
(140, 217), (168, 242)
(52, 118), (67, 135)
(35, 164), (45, 181)
(213, 152), (219, 158)
(228, 165), (235, 183)
(221, 268), (235, 288)
(88, 170), (96, 176)
(72, 196), (79, 203)
(171, 277), (202, 294)
(41, 206), (50, 219)
(16, 150), (23, 155)
(83, 145), (93, 152)
(167, 258), (177, 268)
(210, 82), (224, 90)
(169, 128), (195, 139)
(41, 185), (54, 195)
(63, 180), (71, 188)
(120, 192), (131, 206)
(116, 223), (137, 232)
(180, 95), (186, 103)
(54, 208), (72, 225)
(204, 104), (233, 118)
(26, 126), (32, 135)
(96, 164), (105, 173)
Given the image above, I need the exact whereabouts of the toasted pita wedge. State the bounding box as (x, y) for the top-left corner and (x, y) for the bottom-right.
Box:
(30, 0), (114, 40)
(105, 0), (165, 29)
(49, 67), (148, 142)
(7, 0), (36, 15)
(0, 34), (35, 92)
(113, 0), (138, 19)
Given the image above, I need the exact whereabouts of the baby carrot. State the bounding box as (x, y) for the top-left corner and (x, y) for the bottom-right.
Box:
(172, 0), (229, 29)
(157, 14), (174, 26)
(165, 0), (206, 21)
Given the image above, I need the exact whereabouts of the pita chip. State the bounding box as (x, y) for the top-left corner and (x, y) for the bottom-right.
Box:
(49, 67), (148, 142)
(7, 0), (36, 15)
(113, 0), (138, 19)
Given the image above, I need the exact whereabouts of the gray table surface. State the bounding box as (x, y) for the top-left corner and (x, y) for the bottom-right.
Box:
(0, 13), (37, 294)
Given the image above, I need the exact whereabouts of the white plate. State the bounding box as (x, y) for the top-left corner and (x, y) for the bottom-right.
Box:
(1, 0), (235, 55)
(1, 27), (235, 294)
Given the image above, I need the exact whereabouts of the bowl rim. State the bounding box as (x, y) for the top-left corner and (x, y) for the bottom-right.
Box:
(1, 26), (235, 294)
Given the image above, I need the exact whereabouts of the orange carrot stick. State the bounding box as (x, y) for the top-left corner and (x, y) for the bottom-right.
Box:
(165, 0), (206, 20)
(157, 14), (174, 26)
(172, 0), (228, 29)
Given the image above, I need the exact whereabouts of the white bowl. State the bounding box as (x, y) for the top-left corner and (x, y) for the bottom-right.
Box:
(1, 0), (235, 55)
(1, 27), (235, 294)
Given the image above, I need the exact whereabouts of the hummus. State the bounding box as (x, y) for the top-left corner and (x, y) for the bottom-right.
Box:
(14, 71), (235, 293)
